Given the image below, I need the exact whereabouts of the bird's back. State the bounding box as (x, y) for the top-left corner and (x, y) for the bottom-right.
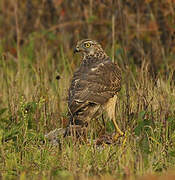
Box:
(68, 57), (121, 126)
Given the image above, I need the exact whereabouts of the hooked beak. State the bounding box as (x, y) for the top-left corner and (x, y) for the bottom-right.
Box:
(73, 47), (80, 54)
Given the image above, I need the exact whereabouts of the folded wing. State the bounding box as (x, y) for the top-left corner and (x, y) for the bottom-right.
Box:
(68, 59), (121, 116)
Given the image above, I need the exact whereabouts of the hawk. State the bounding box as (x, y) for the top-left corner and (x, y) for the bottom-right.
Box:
(65, 39), (123, 138)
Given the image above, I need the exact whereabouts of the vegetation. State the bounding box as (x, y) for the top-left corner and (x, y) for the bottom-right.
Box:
(0, 0), (175, 179)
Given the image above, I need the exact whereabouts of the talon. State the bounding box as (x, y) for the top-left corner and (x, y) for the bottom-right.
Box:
(122, 135), (127, 146)
(112, 131), (127, 145)
(113, 134), (120, 141)
(113, 133), (123, 141)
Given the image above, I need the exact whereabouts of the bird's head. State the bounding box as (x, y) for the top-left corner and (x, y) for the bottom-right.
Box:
(74, 39), (105, 58)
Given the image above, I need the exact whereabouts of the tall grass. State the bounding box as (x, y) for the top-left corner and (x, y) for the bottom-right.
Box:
(0, 32), (175, 179)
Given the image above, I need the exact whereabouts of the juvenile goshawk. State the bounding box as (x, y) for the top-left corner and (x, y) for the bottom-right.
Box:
(65, 39), (123, 138)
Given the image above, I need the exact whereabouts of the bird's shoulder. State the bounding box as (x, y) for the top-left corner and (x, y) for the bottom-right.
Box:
(74, 56), (121, 77)
(69, 58), (122, 99)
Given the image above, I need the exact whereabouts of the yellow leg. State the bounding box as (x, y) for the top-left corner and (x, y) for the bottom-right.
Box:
(111, 116), (128, 146)
(104, 95), (124, 140)
(112, 117), (124, 136)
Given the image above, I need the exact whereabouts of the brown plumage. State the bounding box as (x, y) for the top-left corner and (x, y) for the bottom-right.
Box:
(65, 39), (123, 138)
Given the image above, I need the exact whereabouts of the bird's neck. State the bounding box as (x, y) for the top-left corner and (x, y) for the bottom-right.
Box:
(82, 50), (109, 64)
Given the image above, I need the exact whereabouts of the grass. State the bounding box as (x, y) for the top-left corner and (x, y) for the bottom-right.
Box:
(0, 33), (175, 180)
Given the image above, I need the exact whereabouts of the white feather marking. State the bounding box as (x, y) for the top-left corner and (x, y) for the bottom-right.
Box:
(91, 63), (104, 71)
(74, 79), (80, 84)
(91, 67), (98, 71)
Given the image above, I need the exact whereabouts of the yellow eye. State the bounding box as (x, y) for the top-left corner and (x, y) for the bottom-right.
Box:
(84, 42), (91, 48)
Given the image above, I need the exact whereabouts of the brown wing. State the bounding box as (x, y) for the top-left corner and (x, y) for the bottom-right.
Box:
(68, 59), (121, 115)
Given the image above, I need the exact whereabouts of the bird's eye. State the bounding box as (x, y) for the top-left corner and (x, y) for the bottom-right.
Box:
(84, 42), (91, 48)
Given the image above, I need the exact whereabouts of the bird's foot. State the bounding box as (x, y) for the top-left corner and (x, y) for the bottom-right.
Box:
(112, 133), (124, 141)
(112, 132), (127, 146)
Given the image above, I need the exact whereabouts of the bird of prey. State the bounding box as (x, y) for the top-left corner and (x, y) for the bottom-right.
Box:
(65, 39), (123, 139)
